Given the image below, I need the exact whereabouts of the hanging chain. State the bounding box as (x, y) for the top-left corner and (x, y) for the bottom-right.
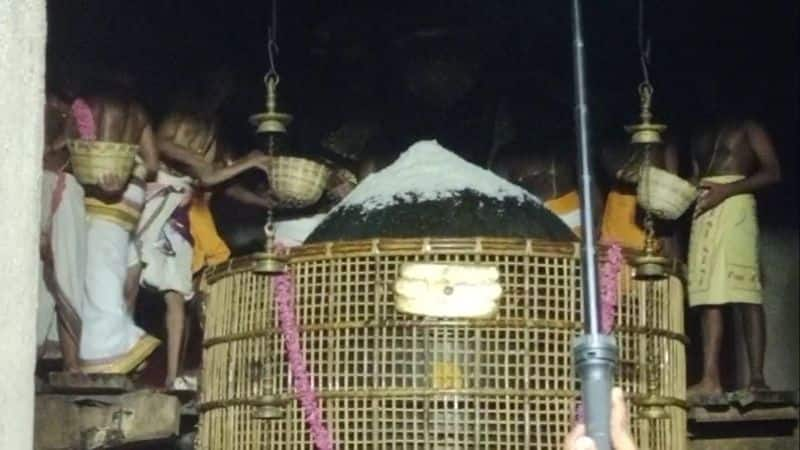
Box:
(642, 142), (658, 250)
(266, 0), (280, 85)
(638, 1), (658, 251)
(638, 0), (651, 89)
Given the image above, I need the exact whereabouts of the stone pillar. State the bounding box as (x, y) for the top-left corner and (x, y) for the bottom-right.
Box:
(0, 1), (47, 449)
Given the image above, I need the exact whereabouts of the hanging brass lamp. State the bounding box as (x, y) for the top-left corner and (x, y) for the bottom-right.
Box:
(249, 74), (331, 208)
(626, 83), (668, 281)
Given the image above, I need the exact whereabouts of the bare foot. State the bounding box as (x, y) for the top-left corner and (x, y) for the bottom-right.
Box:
(687, 380), (723, 401)
(748, 379), (770, 392)
(63, 367), (90, 383)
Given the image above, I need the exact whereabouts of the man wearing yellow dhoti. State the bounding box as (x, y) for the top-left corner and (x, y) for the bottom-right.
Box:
(687, 120), (781, 398)
(129, 71), (273, 388)
(50, 73), (163, 375)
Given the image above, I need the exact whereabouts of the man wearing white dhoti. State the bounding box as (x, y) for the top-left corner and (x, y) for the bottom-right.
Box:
(52, 77), (162, 374)
(129, 70), (273, 387)
(37, 99), (88, 372)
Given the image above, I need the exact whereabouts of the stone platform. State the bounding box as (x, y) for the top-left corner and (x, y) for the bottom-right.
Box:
(688, 390), (799, 450)
(34, 374), (192, 450)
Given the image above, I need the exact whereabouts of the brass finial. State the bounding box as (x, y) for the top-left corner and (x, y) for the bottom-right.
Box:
(624, 83), (667, 145)
(250, 75), (293, 135)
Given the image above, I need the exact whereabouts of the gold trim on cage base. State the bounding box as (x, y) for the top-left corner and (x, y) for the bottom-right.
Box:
(205, 252), (287, 284)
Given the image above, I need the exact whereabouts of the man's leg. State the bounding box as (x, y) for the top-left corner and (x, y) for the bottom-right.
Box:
(56, 321), (81, 373)
(125, 263), (142, 315)
(688, 305), (724, 396)
(164, 291), (185, 387)
(739, 303), (769, 391)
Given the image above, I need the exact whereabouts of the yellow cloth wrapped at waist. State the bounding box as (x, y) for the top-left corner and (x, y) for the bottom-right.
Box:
(688, 175), (761, 306)
(600, 188), (647, 250)
(189, 194), (230, 273)
(544, 190), (581, 237)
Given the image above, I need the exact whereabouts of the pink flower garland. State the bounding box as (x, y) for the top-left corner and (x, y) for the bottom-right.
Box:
(599, 242), (624, 334)
(575, 242), (624, 423)
(273, 272), (334, 450)
(70, 98), (96, 140)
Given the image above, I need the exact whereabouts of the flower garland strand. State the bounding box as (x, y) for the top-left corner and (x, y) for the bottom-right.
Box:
(600, 242), (624, 334)
(575, 242), (624, 423)
(70, 98), (96, 140)
(273, 272), (334, 450)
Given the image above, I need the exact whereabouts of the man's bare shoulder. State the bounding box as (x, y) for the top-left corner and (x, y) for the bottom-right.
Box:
(160, 111), (209, 130)
(86, 95), (147, 117)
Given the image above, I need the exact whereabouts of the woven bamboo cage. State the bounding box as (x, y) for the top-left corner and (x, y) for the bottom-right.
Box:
(199, 237), (686, 450)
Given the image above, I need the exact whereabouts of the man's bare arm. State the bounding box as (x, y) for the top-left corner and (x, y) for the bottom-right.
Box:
(157, 138), (269, 187)
(224, 184), (277, 209)
(200, 152), (271, 187)
(139, 125), (160, 181)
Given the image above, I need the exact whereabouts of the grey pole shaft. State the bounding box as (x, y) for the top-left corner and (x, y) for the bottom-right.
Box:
(571, 0), (601, 337)
(570, 1), (619, 450)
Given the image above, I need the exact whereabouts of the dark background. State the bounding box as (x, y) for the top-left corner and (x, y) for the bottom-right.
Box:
(47, 0), (797, 225)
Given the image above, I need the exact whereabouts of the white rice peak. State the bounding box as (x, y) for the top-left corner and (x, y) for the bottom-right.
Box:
(333, 140), (541, 213)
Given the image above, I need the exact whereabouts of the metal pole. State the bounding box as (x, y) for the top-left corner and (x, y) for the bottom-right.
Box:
(570, 1), (619, 449)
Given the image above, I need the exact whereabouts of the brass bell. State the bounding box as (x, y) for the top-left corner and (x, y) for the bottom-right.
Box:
(633, 254), (668, 280)
(633, 229), (668, 281)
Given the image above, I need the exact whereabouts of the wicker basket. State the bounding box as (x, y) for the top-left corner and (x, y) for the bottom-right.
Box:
(199, 237), (687, 450)
(637, 166), (698, 220)
(266, 156), (331, 208)
(68, 139), (138, 185)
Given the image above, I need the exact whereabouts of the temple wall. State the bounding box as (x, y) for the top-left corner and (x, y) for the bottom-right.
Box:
(733, 226), (800, 391)
(0, 1), (47, 449)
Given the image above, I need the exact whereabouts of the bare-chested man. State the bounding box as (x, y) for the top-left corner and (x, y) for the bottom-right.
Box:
(50, 72), (162, 375)
(687, 119), (781, 398)
(129, 70), (273, 388)
(490, 140), (599, 237)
